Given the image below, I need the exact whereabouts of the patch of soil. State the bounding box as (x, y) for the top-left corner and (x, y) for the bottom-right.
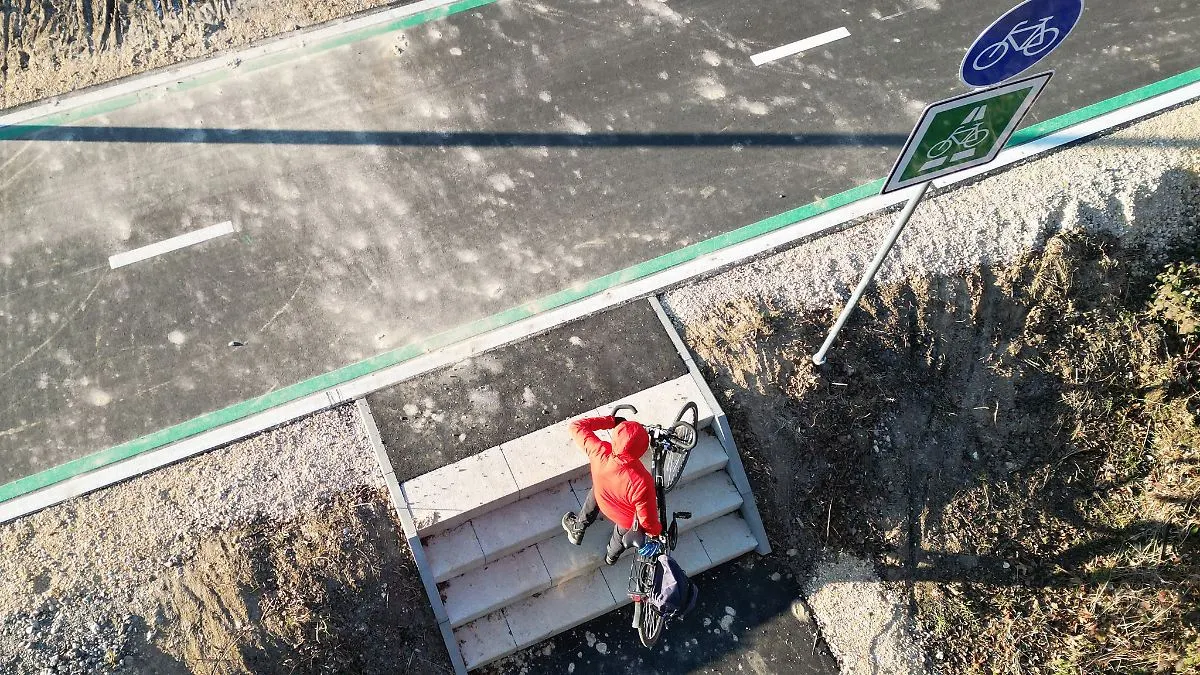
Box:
(1, 0), (396, 110)
(146, 487), (446, 675)
(677, 229), (1200, 673)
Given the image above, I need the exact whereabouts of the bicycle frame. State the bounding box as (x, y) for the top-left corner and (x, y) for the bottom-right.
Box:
(1004, 18), (1054, 51)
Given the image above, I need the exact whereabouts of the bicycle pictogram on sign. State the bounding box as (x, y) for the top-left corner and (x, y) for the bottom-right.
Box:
(919, 105), (991, 172)
(961, 0), (1082, 88)
(971, 17), (1060, 71)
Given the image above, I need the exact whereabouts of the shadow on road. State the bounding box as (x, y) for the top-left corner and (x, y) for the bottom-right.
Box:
(3, 124), (1195, 150)
(1, 124), (908, 148)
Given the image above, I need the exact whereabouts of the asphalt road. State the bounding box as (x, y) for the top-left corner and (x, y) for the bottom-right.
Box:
(1, 0), (1197, 490)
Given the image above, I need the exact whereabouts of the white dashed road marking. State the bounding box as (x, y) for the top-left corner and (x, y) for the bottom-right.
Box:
(109, 221), (236, 269)
(750, 27), (851, 66)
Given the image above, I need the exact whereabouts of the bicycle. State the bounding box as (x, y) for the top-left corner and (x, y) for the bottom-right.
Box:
(608, 401), (699, 648)
(972, 17), (1061, 72)
(926, 123), (990, 161)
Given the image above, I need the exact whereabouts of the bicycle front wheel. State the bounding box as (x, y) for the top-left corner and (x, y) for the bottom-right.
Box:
(638, 604), (665, 648)
(1020, 26), (1059, 56)
(660, 422), (696, 492)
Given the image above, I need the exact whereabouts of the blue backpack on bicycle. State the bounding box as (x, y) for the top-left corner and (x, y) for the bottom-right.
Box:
(649, 554), (699, 619)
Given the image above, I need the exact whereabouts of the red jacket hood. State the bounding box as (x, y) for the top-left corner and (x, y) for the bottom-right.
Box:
(612, 421), (649, 461)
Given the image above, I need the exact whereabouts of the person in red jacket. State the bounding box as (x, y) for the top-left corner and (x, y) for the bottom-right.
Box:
(560, 414), (662, 565)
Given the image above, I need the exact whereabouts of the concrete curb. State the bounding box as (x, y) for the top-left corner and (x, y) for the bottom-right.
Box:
(355, 398), (468, 675)
(0, 0), (498, 132)
(648, 298), (772, 556)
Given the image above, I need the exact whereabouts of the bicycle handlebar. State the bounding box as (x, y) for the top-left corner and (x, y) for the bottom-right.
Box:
(611, 403), (638, 418)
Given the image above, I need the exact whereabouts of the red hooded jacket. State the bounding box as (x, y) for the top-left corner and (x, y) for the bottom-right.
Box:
(568, 416), (662, 536)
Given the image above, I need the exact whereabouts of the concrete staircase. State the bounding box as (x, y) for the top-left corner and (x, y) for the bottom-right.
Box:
(360, 301), (770, 673)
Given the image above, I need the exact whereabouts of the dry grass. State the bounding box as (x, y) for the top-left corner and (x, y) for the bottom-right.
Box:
(150, 487), (447, 675)
(921, 234), (1200, 674)
(683, 227), (1200, 675)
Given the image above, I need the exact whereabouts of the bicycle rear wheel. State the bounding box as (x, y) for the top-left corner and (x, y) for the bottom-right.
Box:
(638, 604), (665, 647)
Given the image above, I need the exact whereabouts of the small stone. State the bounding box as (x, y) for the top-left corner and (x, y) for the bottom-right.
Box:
(790, 600), (811, 623)
(786, 548), (798, 557)
(770, 572), (782, 581)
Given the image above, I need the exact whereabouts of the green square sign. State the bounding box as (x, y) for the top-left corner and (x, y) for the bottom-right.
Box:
(882, 71), (1052, 194)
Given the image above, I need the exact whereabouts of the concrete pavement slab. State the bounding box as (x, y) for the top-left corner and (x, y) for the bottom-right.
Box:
(473, 480), (581, 564)
(500, 420), (594, 500)
(667, 472), (744, 529)
(536, 528), (610, 586)
(425, 520), (487, 583)
(695, 514), (760, 567)
(456, 611), (517, 670)
(403, 445), (519, 536)
(606, 376), (714, 431)
(503, 569), (617, 650)
(441, 545), (552, 628)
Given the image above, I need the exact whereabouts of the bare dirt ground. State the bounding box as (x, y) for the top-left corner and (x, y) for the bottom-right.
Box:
(0, 0), (399, 110)
(0, 406), (448, 674)
(664, 106), (1200, 674)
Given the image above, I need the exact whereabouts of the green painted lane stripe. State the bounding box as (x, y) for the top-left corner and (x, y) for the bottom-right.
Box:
(0, 0), (499, 142)
(1009, 66), (1200, 145)
(3, 65), (1200, 505)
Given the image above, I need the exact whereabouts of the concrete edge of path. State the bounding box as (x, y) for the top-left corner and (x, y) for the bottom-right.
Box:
(356, 398), (468, 675)
(2, 68), (1200, 524)
(0, 0), (499, 136)
(648, 297), (773, 556)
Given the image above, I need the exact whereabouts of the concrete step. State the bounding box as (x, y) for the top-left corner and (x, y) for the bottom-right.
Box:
(425, 432), (730, 583)
(402, 375), (714, 538)
(454, 511), (759, 670)
(440, 470), (742, 629)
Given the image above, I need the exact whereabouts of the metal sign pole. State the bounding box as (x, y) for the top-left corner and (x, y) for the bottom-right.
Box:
(812, 181), (931, 366)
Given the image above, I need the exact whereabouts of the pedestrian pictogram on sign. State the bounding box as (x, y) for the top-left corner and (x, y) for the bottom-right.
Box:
(882, 71), (1052, 194)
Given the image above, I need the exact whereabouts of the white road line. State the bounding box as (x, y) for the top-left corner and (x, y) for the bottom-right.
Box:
(109, 221), (236, 269)
(751, 27), (851, 66)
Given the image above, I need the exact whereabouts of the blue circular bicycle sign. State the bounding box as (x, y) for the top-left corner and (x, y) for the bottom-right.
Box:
(961, 0), (1084, 87)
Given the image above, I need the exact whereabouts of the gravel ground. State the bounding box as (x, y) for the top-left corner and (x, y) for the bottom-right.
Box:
(664, 102), (1200, 326)
(0, 405), (440, 674)
(804, 555), (923, 675)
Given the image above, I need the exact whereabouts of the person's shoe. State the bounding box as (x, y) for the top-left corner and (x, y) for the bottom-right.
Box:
(605, 551), (621, 566)
(561, 512), (585, 546)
